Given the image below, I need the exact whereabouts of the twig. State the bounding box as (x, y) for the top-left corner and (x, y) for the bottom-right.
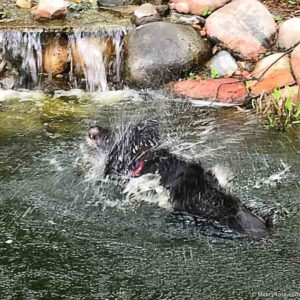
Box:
(215, 41), (300, 100)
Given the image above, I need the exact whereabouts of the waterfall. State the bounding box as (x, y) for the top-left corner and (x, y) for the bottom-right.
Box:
(0, 30), (43, 88)
(0, 29), (125, 91)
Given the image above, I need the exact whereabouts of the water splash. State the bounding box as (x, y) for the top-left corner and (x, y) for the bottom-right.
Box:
(253, 161), (291, 189)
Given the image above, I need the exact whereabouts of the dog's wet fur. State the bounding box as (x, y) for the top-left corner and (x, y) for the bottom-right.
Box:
(87, 120), (268, 238)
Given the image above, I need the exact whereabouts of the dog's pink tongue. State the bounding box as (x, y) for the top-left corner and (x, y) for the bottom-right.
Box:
(130, 160), (145, 176)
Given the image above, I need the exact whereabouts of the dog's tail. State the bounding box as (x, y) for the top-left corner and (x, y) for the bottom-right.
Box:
(228, 206), (268, 238)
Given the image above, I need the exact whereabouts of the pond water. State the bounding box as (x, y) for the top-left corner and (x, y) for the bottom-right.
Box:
(0, 90), (299, 299)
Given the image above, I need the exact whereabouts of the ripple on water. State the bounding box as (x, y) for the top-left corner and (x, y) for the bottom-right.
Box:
(0, 91), (300, 299)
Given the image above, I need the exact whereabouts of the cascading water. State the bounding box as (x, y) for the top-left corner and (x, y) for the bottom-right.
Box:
(0, 29), (124, 91)
(0, 30), (43, 88)
(69, 30), (124, 92)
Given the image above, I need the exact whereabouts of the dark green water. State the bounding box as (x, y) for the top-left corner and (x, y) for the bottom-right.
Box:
(0, 91), (299, 299)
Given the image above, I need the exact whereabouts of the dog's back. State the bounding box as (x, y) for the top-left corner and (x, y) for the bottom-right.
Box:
(141, 149), (267, 237)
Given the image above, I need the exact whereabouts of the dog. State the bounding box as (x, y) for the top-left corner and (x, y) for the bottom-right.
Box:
(86, 120), (268, 238)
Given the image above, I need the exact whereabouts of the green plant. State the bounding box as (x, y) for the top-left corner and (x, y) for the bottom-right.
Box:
(252, 87), (300, 130)
(274, 15), (283, 22)
(245, 81), (251, 94)
(202, 8), (212, 17)
(0, 10), (12, 19)
(210, 67), (219, 79)
(188, 72), (196, 80)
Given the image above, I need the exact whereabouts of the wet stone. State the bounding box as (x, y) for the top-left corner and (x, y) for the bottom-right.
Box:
(125, 22), (211, 87)
(97, 0), (129, 7)
(169, 11), (205, 26)
(42, 36), (69, 76)
(0, 76), (15, 90)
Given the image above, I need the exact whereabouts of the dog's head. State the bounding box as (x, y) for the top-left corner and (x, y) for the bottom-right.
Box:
(86, 125), (111, 152)
(104, 119), (161, 177)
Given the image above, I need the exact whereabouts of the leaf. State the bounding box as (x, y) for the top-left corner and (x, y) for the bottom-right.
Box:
(210, 67), (219, 79)
(272, 88), (281, 101)
(245, 81), (251, 93)
(295, 104), (300, 118)
(274, 15), (283, 22)
(285, 99), (293, 112)
(202, 7), (212, 16)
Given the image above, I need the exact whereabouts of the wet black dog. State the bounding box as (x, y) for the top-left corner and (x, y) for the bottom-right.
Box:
(87, 120), (267, 238)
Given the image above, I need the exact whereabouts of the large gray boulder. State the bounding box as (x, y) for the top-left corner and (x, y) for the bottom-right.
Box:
(206, 0), (276, 61)
(124, 22), (211, 87)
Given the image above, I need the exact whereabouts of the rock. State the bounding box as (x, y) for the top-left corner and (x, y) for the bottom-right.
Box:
(42, 78), (70, 94)
(97, 0), (128, 7)
(291, 44), (300, 85)
(206, 0), (276, 61)
(278, 18), (300, 50)
(0, 76), (15, 90)
(170, 0), (230, 16)
(174, 2), (189, 14)
(35, 0), (67, 20)
(250, 53), (295, 95)
(171, 78), (247, 104)
(42, 36), (69, 76)
(155, 5), (169, 16)
(0, 53), (5, 75)
(208, 50), (238, 77)
(132, 4), (160, 26)
(170, 11), (205, 26)
(125, 22), (211, 87)
(134, 3), (157, 17)
(16, 0), (32, 9)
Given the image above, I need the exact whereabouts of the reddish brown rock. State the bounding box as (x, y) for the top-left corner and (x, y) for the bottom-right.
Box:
(291, 44), (300, 85)
(170, 0), (229, 16)
(42, 36), (69, 75)
(205, 0), (276, 61)
(278, 18), (300, 50)
(250, 53), (295, 95)
(34, 0), (67, 20)
(171, 78), (247, 104)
